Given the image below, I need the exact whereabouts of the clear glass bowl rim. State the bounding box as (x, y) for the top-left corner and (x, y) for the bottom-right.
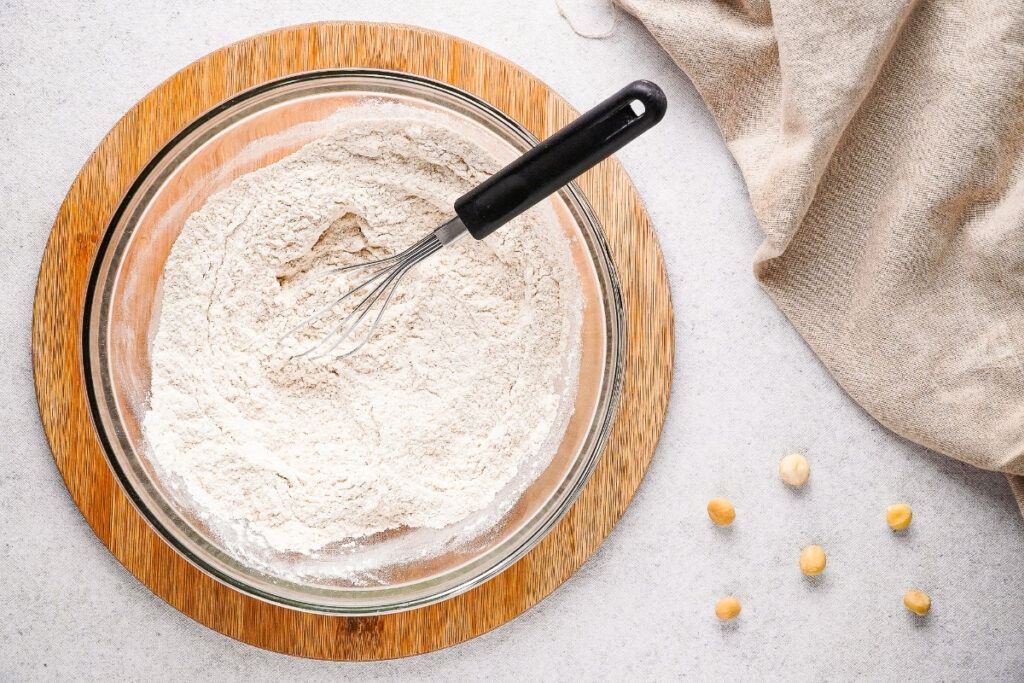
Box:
(82, 68), (626, 615)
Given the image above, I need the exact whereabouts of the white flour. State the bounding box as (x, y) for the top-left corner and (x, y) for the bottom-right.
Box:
(143, 105), (583, 568)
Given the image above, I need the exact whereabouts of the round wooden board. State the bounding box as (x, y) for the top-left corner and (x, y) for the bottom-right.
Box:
(32, 22), (673, 660)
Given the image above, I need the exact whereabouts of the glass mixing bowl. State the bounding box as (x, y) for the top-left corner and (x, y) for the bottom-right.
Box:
(83, 69), (624, 614)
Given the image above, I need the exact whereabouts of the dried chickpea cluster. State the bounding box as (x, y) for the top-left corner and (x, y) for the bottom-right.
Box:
(708, 452), (930, 622)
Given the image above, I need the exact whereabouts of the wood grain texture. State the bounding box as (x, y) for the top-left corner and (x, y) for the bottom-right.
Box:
(32, 22), (674, 660)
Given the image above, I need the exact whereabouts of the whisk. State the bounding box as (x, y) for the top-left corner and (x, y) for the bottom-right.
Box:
(282, 80), (667, 358)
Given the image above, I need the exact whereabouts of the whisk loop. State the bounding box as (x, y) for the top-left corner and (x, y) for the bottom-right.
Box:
(280, 218), (465, 359)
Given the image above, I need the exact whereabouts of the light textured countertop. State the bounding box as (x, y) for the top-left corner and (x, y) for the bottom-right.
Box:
(2, 1), (1022, 680)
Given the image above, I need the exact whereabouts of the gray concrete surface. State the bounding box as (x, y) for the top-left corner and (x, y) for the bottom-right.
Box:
(2, 1), (1023, 680)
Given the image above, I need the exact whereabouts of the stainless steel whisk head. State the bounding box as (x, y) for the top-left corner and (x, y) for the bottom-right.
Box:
(279, 80), (666, 360)
(280, 217), (467, 359)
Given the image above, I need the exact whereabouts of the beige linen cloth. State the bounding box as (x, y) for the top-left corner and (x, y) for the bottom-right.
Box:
(617, 0), (1024, 513)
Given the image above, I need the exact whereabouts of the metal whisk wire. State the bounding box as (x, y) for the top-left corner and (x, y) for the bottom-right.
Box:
(280, 232), (445, 359)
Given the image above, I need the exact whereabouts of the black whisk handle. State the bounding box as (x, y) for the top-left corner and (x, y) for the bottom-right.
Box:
(454, 80), (667, 240)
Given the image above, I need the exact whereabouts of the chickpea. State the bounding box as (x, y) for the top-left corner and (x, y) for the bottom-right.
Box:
(886, 503), (913, 530)
(715, 596), (741, 620)
(799, 544), (827, 575)
(779, 453), (810, 486)
(707, 497), (736, 526)
(903, 590), (931, 615)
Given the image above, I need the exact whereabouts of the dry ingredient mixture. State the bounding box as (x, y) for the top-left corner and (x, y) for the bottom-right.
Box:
(143, 104), (583, 565)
